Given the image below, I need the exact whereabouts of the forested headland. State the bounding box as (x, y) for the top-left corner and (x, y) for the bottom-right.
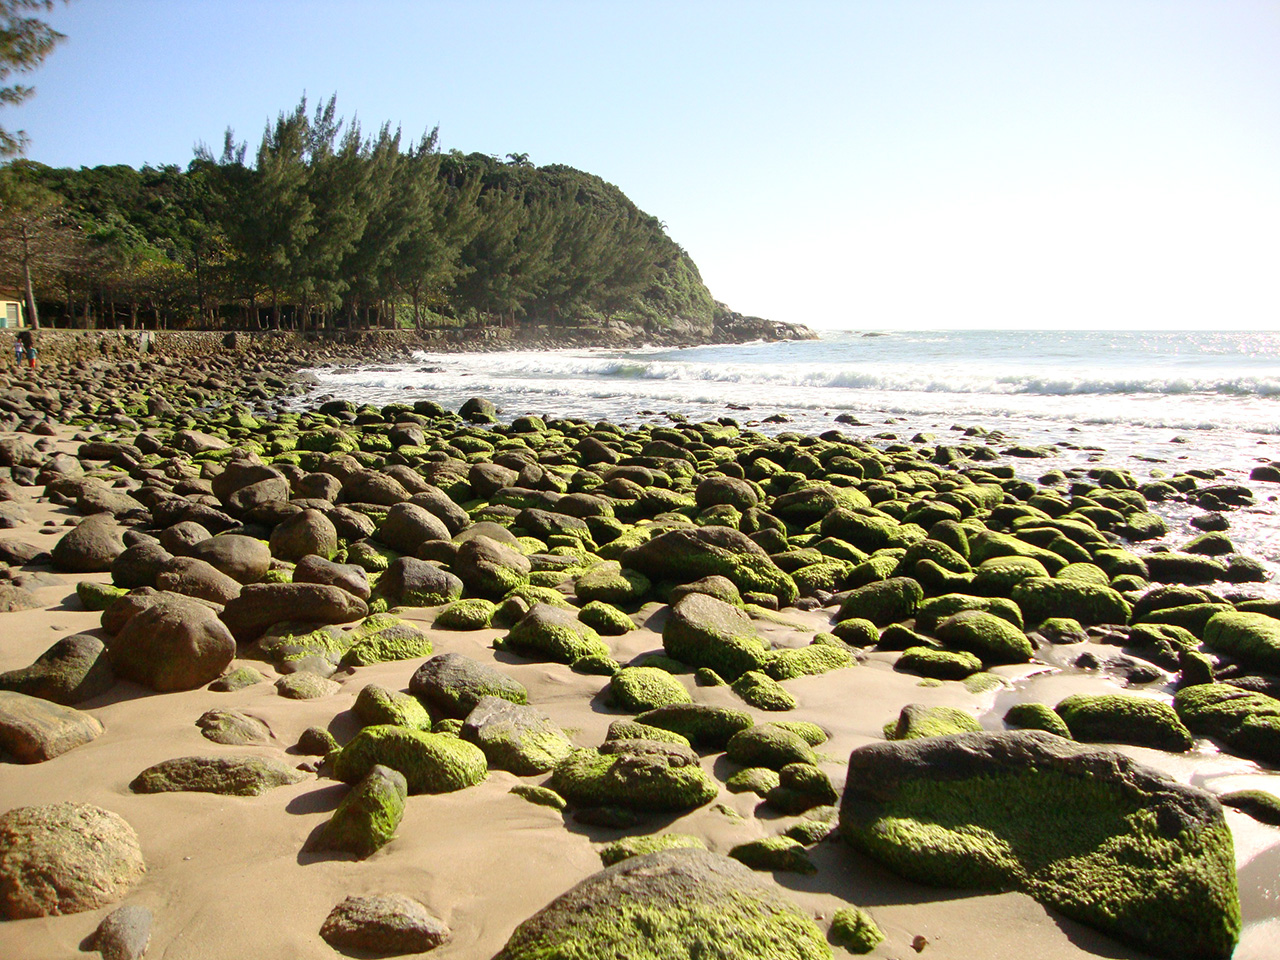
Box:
(0, 95), (785, 340)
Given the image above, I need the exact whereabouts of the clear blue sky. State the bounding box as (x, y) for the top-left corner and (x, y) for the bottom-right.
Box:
(10, 0), (1280, 330)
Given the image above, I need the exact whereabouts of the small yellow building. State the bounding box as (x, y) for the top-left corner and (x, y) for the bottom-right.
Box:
(0, 297), (24, 330)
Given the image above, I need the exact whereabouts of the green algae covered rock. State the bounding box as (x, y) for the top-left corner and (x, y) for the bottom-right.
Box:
(460, 695), (575, 775)
(730, 670), (796, 711)
(409, 652), (527, 719)
(433, 598), (497, 630)
(492, 847), (830, 960)
(622, 525), (798, 607)
(935, 609), (1034, 666)
(332, 725), (487, 794)
(915, 593), (1024, 632)
(726, 724), (817, 769)
(578, 600), (636, 636)
(633, 704), (754, 750)
(1004, 702), (1072, 739)
(725, 766), (781, 796)
(76, 581), (129, 611)
(574, 561), (652, 605)
(1012, 577), (1131, 627)
(549, 743), (718, 812)
(1202, 610), (1280, 674)
(609, 667), (693, 712)
(599, 833), (706, 867)
(605, 719), (692, 748)
(353, 683), (432, 731)
(662, 592), (770, 681)
(766, 763), (839, 814)
(762, 642), (856, 680)
(308, 764), (406, 859)
(1174, 683), (1280, 765)
(884, 703), (982, 741)
(836, 576), (923, 627)
(339, 614), (434, 668)
(130, 755), (308, 796)
(728, 835), (816, 874)
(896, 645), (983, 680)
(839, 730), (1240, 960)
(1055, 693), (1193, 752)
(829, 906), (883, 954)
(505, 602), (611, 664)
(510, 784), (567, 810)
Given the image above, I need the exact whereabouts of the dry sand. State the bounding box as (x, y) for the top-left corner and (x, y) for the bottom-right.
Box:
(1, 428), (1278, 960)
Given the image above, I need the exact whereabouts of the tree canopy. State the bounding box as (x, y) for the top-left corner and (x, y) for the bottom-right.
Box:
(0, 0), (67, 158)
(0, 95), (719, 333)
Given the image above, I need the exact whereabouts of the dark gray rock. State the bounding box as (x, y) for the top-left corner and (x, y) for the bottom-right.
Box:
(461, 696), (574, 775)
(408, 652), (528, 719)
(109, 594), (236, 692)
(51, 513), (127, 573)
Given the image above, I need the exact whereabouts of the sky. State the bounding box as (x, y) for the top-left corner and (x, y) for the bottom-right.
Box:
(8, 0), (1280, 331)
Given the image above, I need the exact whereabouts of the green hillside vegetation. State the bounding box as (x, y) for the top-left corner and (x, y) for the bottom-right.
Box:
(0, 95), (718, 333)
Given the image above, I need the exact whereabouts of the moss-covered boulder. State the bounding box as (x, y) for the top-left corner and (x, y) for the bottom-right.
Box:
(622, 525), (798, 607)
(308, 764), (406, 859)
(550, 742), (718, 812)
(725, 766), (781, 796)
(504, 603), (611, 665)
(884, 703), (982, 741)
(839, 730), (1240, 960)
(1004, 702), (1072, 739)
(1174, 683), (1280, 765)
(492, 848), (830, 960)
(836, 576), (923, 627)
(339, 614), (434, 667)
(574, 561), (652, 605)
(1012, 577), (1131, 627)
(578, 600), (636, 636)
(1202, 610), (1280, 674)
(762, 642), (856, 680)
(1054, 693), (1193, 752)
(433, 598), (497, 630)
(634, 703), (754, 750)
(766, 763), (839, 814)
(331, 725), (487, 794)
(353, 684), (432, 731)
(661, 592), (770, 681)
(408, 652), (528, 720)
(609, 667), (693, 712)
(915, 593), (1024, 632)
(730, 670), (796, 711)
(460, 696), (575, 775)
(599, 833), (706, 867)
(829, 906), (883, 955)
(728, 835), (816, 874)
(896, 645), (983, 680)
(726, 724), (817, 769)
(935, 610), (1034, 666)
(130, 756), (308, 796)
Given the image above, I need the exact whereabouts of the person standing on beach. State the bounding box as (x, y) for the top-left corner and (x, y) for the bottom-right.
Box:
(13, 339), (23, 367)
(27, 342), (36, 368)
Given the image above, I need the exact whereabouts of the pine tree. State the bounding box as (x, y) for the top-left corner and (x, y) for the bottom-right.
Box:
(0, 0), (66, 157)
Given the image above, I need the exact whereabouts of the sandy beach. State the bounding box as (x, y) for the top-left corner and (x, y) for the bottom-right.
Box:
(1, 360), (1278, 960)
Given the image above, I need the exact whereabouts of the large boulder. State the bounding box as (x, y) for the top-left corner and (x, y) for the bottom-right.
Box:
(505, 603), (610, 664)
(408, 653), (528, 719)
(0, 690), (103, 762)
(1174, 683), (1280, 765)
(549, 741), (718, 812)
(110, 540), (173, 589)
(838, 730), (1240, 960)
(623, 525), (797, 606)
(935, 609), (1033, 666)
(187, 533), (272, 584)
(375, 502), (450, 554)
(461, 696), (575, 775)
(450, 535), (531, 599)
(109, 594), (236, 692)
(293, 554), (371, 600)
(268, 508), (338, 562)
(1202, 610), (1280, 674)
(308, 764), (407, 859)
(0, 802), (145, 919)
(154, 555), (243, 604)
(1011, 577), (1131, 627)
(0, 633), (114, 704)
(492, 847), (829, 960)
(331, 725), (488, 794)
(662, 592), (769, 681)
(378, 556), (463, 607)
(219, 582), (368, 643)
(51, 513), (127, 573)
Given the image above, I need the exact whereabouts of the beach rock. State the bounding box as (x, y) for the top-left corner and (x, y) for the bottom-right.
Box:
(836, 576), (923, 626)
(309, 764), (408, 859)
(110, 540), (173, 589)
(609, 666), (692, 712)
(275, 671), (341, 700)
(109, 594), (236, 691)
(935, 609), (1034, 665)
(1055, 693), (1193, 752)
(635, 703), (754, 750)
(730, 670), (796, 710)
(407, 486), (470, 535)
(187, 533), (272, 584)
(408, 652), (528, 719)
(0, 633), (113, 704)
(433, 597), (497, 629)
(377, 556), (462, 607)
(505, 603), (610, 664)
(0, 581), (39, 612)
(158, 520), (212, 555)
(376, 502), (450, 554)
(661, 592), (769, 681)
(550, 741), (718, 812)
(839, 730), (1240, 960)
(450, 535), (531, 598)
(130, 755), (308, 795)
(196, 708), (272, 745)
(211, 461), (284, 503)
(1011, 577), (1131, 627)
(1202, 610), (1280, 674)
(460, 696), (575, 775)
(1174, 683), (1280, 765)
(87, 904), (152, 960)
(342, 469), (411, 506)
(0, 690), (103, 762)
(332, 725), (488, 794)
(268, 508), (338, 562)
(623, 525), (797, 606)
(574, 560), (651, 605)
(354, 683), (433, 731)
(0, 802), (145, 919)
(340, 613), (434, 667)
(51, 513), (127, 573)
(219, 582), (368, 642)
(320, 893), (450, 954)
(0, 538), (51, 566)
(726, 724), (817, 769)
(293, 554), (370, 599)
(728, 835), (816, 874)
(885, 703), (982, 740)
(155, 555), (243, 604)
(492, 847), (827, 960)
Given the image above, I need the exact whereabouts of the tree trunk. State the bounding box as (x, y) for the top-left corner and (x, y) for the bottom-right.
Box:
(20, 227), (38, 330)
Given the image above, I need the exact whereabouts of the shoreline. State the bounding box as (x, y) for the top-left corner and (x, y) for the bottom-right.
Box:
(0, 348), (1277, 959)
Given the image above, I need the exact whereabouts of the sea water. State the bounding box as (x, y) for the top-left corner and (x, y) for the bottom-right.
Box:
(306, 329), (1280, 582)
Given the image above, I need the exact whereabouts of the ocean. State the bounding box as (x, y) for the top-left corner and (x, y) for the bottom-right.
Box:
(306, 329), (1280, 587)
